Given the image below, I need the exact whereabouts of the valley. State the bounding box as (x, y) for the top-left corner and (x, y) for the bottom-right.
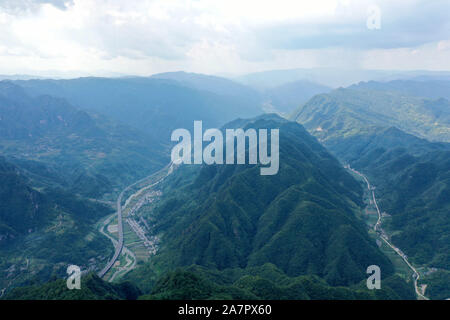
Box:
(97, 162), (176, 282)
(0, 73), (448, 301)
(292, 81), (450, 299)
(0, 0), (448, 304)
(347, 165), (429, 300)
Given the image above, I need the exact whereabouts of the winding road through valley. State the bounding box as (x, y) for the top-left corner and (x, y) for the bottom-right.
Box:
(98, 162), (173, 280)
(348, 166), (429, 300)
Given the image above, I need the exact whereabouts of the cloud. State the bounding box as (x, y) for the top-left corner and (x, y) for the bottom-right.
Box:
(251, 0), (450, 51)
(0, 0), (449, 76)
(0, 0), (74, 12)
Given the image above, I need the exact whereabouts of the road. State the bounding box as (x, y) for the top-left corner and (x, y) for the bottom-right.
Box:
(97, 187), (126, 278)
(98, 213), (136, 281)
(98, 162), (173, 279)
(109, 246), (137, 282)
(347, 165), (429, 300)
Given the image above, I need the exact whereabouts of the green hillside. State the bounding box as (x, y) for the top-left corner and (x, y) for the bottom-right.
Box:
(0, 81), (167, 199)
(0, 81), (167, 293)
(139, 264), (415, 300)
(335, 129), (449, 269)
(123, 115), (400, 298)
(292, 89), (450, 298)
(292, 88), (450, 143)
(4, 264), (415, 300)
(3, 273), (140, 300)
(0, 157), (114, 293)
(349, 80), (450, 100)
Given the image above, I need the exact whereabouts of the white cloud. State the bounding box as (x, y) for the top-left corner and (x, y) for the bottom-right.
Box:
(0, 0), (448, 76)
(363, 41), (450, 71)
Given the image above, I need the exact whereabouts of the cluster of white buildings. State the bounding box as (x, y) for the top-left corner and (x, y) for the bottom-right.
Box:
(125, 190), (162, 255)
(127, 190), (162, 217)
(126, 217), (159, 255)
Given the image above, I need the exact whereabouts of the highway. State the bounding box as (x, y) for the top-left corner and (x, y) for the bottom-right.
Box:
(98, 162), (173, 279)
(348, 165), (429, 300)
(97, 188), (126, 278)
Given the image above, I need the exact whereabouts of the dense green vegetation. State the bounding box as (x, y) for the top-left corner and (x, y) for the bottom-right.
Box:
(3, 264), (415, 300)
(294, 113), (450, 270)
(3, 273), (140, 300)
(0, 81), (167, 291)
(122, 115), (400, 298)
(0, 156), (114, 291)
(0, 157), (48, 235)
(292, 87), (450, 298)
(2, 76), (447, 300)
(138, 263), (415, 300)
(421, 270), (450, 300)
(292, 88), (450, 142)
(375, 148), (449, 268)
(0, 157), (111, 236)
(0, 81), (168, 199)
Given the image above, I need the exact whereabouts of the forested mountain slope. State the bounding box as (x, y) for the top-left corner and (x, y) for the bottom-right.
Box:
(138, 264), (415, 300)
(0, 156), (113, 292)
(125, 115), (395, 294)
(349, 80), (450, 100)
(0, 81), (167, 199)
(292, 89), (450, 279)
(3, 273), (140, 300)
(329, 128), (450, 269)
(12, 77), (263, 141)
(292, 88), (450, 143)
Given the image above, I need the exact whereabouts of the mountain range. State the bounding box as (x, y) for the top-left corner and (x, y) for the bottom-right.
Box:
(122, 115), (415, 299)
(0, 81), (168, 199)
(292, 82), (450, 298)
(292, 87), (450, 143)
(0, 73), (448, 300)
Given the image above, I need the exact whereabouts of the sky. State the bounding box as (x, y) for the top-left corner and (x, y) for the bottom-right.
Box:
(0, 0), (449, 77)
